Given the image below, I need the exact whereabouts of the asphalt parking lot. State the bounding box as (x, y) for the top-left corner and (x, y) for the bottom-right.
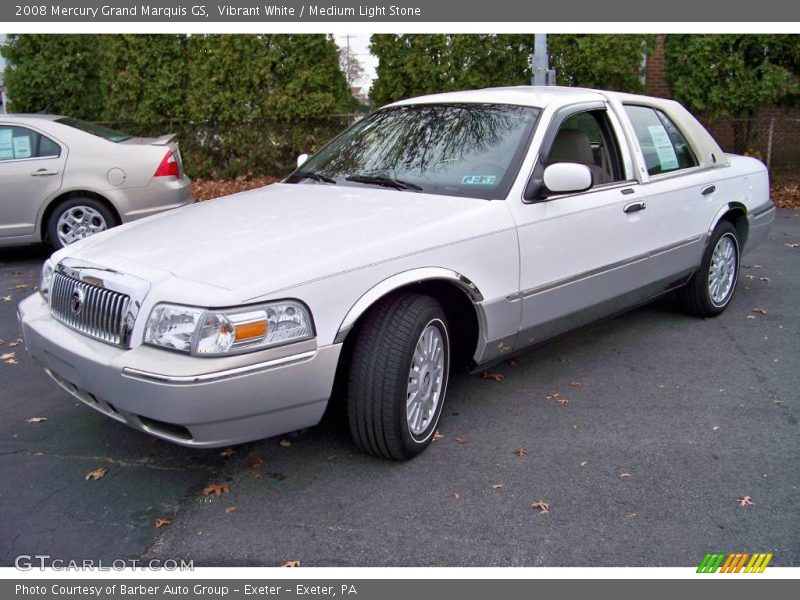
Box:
(1, 210), (798, 568)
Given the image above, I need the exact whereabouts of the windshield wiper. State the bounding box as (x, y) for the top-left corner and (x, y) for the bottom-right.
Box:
(296, 171), (337, 184)
(345, 174), (423, 192)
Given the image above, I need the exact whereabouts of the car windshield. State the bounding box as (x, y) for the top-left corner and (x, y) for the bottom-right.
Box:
(56, 117), (133, 143)
(286, 103), (540, 200)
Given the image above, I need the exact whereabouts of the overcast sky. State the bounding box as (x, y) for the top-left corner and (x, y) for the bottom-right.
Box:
(333, 33), (378, 92)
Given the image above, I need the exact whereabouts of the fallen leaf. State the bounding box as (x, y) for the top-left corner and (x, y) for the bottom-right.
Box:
(432, 430), (444, 442)
(784, 242), (800, 248)
(1, 296), (12, 302)
(619, 472), (633, 478)
(491, 484), (504, 490)
(558, 356), (572, 364)
(219, 447), (236, 459)
(9, 284), (29, 291)
(737, 496), (754, 507)
(1, 352), (15, 361)
(712, 426), (720, 431)
(753, 308), (768, 315)
(278, 439), (292, 448)
(245, 457), (264, 468)
(744, 264), (763, 269)
(570, 424), (579, 432)
(85, 467), (108, 481)
(26, 417), (47, 423)
(546, 392), (568, 405)
(531, 500), (550, 514)
(281, 560), (300, 568)
(774, 400), (784, 405)
(506, 357), (521, 366)
(568, 381), (582, 388)
(746, 315), (756, 320)
(580, 460), (588, 467)
(628, 512), (638, 518)
(7, 340), (20, 348)
(514, 447), (528, 457)
(452, 492), (460, 500)
(760, 277), (772, 283)
(455, 436), (470, 444)
(745, 274), (755, 280)
(154, 517), (173, 528)
(481, 371), (504, 382)
(203, 483), (230, 496)
(250, 470), (263, 479)
(225, 506), (237, 514)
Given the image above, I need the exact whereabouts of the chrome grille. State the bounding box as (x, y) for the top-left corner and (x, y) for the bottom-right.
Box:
(49, 271), (131, 346)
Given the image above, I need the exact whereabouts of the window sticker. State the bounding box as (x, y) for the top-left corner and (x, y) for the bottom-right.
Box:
(462, 175), (497, 185)
(0, 129), (13, 159)
(13, 135), (33, 159)
(647, 125), (679, 171)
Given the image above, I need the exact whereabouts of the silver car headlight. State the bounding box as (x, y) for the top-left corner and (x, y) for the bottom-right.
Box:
(143, 300), (314, 356)
(40, 260), (55, 302)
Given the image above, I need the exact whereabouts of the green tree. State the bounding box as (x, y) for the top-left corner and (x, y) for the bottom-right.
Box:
(0, 34), (103, 118)
(100, 34), (188, 129)
(548, 35), (655, 92)
(369, 34), (655, 107)
(665, 34), (798, 152)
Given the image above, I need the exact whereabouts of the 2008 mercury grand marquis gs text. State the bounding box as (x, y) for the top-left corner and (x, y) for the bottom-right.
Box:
(18, 87), (775, 460)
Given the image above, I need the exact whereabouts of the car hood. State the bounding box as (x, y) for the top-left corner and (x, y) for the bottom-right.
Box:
(64, 183), (512, 293)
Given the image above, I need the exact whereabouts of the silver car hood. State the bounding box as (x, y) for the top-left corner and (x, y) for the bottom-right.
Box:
(62, 183), (504, 293)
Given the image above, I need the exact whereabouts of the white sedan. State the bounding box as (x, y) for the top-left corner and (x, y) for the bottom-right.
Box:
(19, 86), (774, 460)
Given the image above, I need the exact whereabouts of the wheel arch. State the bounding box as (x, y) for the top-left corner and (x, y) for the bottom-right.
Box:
(708, 201), (749, 249)
(333, 268), (485, 370)
(39, 190), (121, 243)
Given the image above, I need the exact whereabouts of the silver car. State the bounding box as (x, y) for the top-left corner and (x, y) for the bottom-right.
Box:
(0, 114), (193, 249)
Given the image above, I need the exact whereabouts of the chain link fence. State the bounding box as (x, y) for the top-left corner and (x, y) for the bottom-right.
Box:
(702, 115), (800, 173)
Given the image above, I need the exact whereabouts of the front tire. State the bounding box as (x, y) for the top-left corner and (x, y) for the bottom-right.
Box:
(677, 221), (740, 317)
(346, 293), (450, 460)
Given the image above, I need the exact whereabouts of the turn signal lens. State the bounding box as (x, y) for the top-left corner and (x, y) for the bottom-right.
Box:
(234, 320), (268, 342)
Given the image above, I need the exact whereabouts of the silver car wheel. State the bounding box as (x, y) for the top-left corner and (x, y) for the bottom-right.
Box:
(708, 233), (738, 306)
(56, 206), (109, 246)
(406, 321), (446, 436)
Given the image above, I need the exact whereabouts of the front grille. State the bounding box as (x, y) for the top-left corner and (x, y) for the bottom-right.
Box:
(50, 271), (131, 346)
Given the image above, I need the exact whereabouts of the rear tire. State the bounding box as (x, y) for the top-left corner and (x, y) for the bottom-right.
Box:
(346, 293), (450, 460)
(677, 221), (740, 317)
(47, 197), (117, 250)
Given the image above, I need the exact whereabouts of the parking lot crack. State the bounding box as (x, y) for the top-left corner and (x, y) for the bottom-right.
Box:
(21, 450), (216, 473)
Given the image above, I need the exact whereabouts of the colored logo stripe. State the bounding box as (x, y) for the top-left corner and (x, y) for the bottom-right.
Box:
(697, 552), (773, 573)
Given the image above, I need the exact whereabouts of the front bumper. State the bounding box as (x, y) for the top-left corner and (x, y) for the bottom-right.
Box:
(18, 294), (341, 447)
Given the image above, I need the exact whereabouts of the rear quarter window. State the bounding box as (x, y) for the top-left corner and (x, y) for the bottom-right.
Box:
(0, 125), (61, 161)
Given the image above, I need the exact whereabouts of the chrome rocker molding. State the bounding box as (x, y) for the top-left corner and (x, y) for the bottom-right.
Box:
(122, 350), (317, 384)
(334, 268), (484, 344)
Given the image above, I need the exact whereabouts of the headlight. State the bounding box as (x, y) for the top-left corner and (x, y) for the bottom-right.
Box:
(40, 260), (55, 302)
(144, 300), (314, 356)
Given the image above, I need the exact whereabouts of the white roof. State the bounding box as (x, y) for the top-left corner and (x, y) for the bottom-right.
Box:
(388, 85), (676, 112)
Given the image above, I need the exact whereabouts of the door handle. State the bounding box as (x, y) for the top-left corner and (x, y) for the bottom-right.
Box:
(701, 184), (716, 196)
(623, 201), (646, 214)
(31, 169), (59, 177)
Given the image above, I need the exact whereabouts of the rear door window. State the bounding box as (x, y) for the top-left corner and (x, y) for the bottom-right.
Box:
(624, 105), (697, 176)
(0, 125), (62, 161)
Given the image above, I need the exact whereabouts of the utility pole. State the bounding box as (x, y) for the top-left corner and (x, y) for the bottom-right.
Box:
(340, 34), (355, 87)
(531, 34), (556, 86)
